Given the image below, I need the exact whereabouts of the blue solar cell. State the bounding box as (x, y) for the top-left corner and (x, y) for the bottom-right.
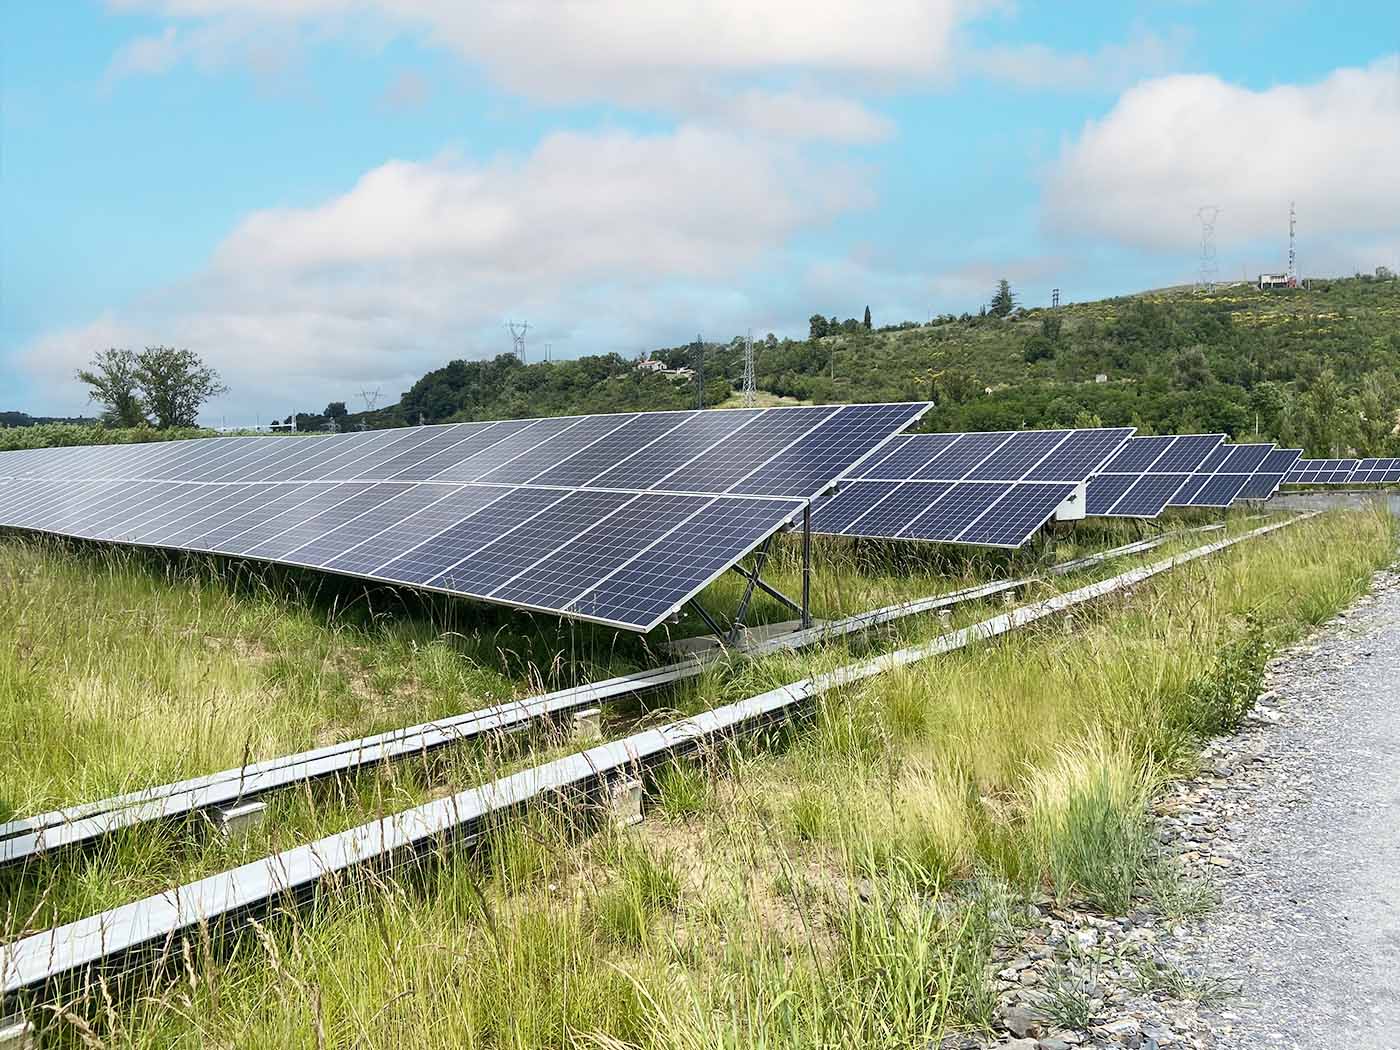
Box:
(144, 485), (274, 546)
(528, 412), (694, 488)
(853, 433), (959, 479)
(1024, 428), (1134, 482)
(1085, 474), (1138, 515)
(733, 404), (930, 498)
(965, 430), (1069, 481)
(1234, 473), (1286, 500)
(421, 417), (579, 483)
(1153, 435), (1226, 474)
(567, 497), (799, 628)
(374, 487), (567, 585)
(1219, 444), (1273, 474)
(219, 485), (375, 555)
(347, 425), (467, 480)
(184, 484), (321, 551)
(1110, 474), (1191, 517)
(1258, 449), (1303, 474)
(1196, 446), (1231, 474)
(97, 483), (238, 543)
(658, 406), (837, 493)
(240, 483), (414, 561)
(847, 481), (954, 537)
(1168, 474), (1210, 506)
(492, 492), (711, 610)
(957, 483), (1076, 547)
(475, 414), (640, 485)
(809, 480), (901, 534)
(321, 485), (508, 577)
(913, 432), (1015, 480)
(1101, 435), (1174, 473)
(586, 410), (762, 491)
(284, 485), (459, 569)
(1186, 474), (1250, 506)
(899, 482), (1005, 542)
(431, 489), (635, 595)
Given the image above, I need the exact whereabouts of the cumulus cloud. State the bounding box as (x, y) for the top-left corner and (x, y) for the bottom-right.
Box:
(964, 28), (1191, 92)
(19, 125), (869, 419)
(1044, 56), (1400, 264)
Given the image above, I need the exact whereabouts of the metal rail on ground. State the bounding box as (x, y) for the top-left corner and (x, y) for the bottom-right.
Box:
(0, 528), (1221, 867)
(1, 513), (1315, 1007)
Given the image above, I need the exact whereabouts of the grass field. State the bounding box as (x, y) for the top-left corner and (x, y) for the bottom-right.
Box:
(2, 507), (1394, 1047)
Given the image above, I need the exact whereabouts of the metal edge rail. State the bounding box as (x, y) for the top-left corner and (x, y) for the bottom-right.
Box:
(1, 513), (1316, 1005)
(0, 531), (1207, 864)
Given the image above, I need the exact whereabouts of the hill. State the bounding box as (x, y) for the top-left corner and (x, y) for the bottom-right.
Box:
(327, 274), (1399, 456)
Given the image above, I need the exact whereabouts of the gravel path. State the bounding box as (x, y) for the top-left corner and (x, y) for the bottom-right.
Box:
(1190, 567), (1400, 1047)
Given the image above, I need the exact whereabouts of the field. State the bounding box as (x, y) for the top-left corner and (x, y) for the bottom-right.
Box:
(1, 505), (1394, 1046)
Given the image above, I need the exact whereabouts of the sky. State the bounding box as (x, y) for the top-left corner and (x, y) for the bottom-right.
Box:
(2, 2), (1398, 424)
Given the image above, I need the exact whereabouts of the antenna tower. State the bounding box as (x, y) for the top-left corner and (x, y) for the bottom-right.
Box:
(1287, 200), (1297, 285)
(506, 320), (531, 363)
(1051, 288), (1061, 309)
(742, 330), (757, 407)
(1196, 206), (1220, 292)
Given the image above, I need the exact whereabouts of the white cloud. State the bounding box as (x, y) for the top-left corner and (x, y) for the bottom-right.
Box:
(1044, 56), (1400, 265)
(104, 0), (993, 140)
(380, 69), (429, 111)
(19, 126), (869, 420)
(964, 28), (1191, 92)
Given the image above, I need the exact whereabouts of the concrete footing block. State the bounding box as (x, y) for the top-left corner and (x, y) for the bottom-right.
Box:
(214, 801), (268, 841)
(607, 777), (643, 828)
(1002, 591), (1016, 608)
(937, 609), (953, 628)
(572, 707), (602, 744)
(0, 1015), (35, 1050)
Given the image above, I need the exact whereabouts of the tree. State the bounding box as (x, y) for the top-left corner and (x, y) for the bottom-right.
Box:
(863, 305), (872, 330)
(325, 401), (349, 423)
(989, 279), (1017, 318)
(76, 349), (147, 427)
(808, 314), (829, 340)
(132, 346), (228, 429)
(1302, 370), (1350, 457)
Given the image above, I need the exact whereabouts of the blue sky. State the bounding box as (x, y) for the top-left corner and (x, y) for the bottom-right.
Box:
(3, 2), (1397, 423)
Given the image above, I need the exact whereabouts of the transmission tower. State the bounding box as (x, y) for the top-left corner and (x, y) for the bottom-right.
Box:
(1288, 200), (1297, 285)
(506, 320), (530, 363)
(356, 387), (382, 413)
(544, 342), (553, 364)
(1051, 288), (1061, 309)
(693, 334), (705, 410)
(1196, 206), (1220, 292)
(741, 330), (757, 407)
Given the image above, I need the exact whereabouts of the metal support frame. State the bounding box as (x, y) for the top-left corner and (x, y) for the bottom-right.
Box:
(801, 503), (813, 630)
(687, 599), (727, 638)
(724, 535), (775, 644)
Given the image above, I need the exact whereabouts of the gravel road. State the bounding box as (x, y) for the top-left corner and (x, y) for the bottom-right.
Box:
(1190, 567), (1400, 1048)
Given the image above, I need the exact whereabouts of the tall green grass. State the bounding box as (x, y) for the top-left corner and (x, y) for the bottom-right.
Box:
(6, 507), (1394, 1047)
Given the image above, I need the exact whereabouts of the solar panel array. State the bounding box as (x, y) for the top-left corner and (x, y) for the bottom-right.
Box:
(0, 403), (929, 631)
(1084, 434), (1226, 518)
(1233, 448), (1304, 500)
(809, 427), (1134, 548)
(1167, 442), (1277, 508)
(1284, 458), (1400, 485)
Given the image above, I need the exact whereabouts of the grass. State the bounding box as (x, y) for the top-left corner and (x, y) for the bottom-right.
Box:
(1, 505), (1394, 1047)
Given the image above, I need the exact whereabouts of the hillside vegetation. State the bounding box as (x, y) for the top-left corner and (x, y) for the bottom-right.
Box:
(348, 276), (1400, 457)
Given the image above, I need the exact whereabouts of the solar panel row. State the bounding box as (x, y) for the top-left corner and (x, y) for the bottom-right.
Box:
(1285, 457), (1400, 485)
(1084, 434), (1226, 517)
(812, 427), (1134, 547)
(1232, 448), (1304, 500)
(0, 403), (931, 631)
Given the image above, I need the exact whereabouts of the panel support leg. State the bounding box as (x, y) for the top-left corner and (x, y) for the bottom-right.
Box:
(727, 565), (802, 616)
(725, 536), (774, 645)
(687, 599), (726, 639)
(801, 503), (813, 630)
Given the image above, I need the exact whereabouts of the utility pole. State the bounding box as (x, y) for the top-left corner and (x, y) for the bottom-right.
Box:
(1287, 200), (1297, 287)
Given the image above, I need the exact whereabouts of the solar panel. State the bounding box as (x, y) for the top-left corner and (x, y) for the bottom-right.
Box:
(1084, 434), (1226, 517)
(0, 403), (929, 631)
(810, 427), (1133, 548)
(1168, 442), (1276, 508)
(1234, 449), (1303, 500)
